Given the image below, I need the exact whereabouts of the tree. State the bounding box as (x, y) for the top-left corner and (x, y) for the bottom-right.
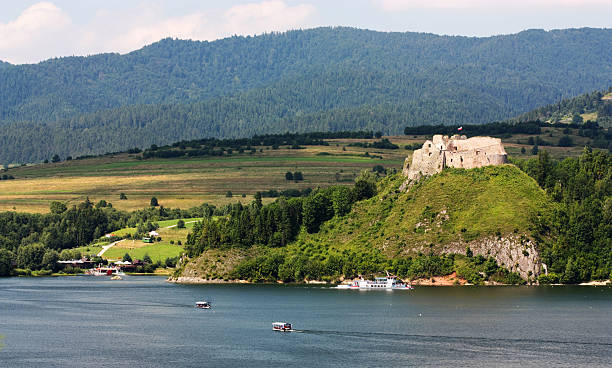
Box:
(143, 253), (152, 264)
(16, 243), (46, 270)
(521, 147), (526, 154)
(41, 249), (59, 271)
(119, 193), (127, 200)
(177, 219), (185, 228)
(226, 191), (233, 198)
(0, 248), (14, 276)
(353, 170), (378, 201)
(122, 253), (132, 262)
(150, 197), (159, 207)
(374, 131), (383, 138)
(285, 171), (294, 181)
(51, 154), (61, 163)
(372, 165), (386, 175)
(558, 135), (573, 147)
(293, 171), (303, 181)
(531, 145), (539, 155)
(572, 114), (583, 123)
(331, 186), (353, 217)
(49, 201), (67, 214)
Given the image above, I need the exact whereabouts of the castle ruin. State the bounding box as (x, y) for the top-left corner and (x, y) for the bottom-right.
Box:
(403, 134), (508, 180)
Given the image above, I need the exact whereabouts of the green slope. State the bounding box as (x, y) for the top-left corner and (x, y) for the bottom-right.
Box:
(304, 165), (553, 256)
(512, 87), (612, 126)
(180, 165), (556, 282)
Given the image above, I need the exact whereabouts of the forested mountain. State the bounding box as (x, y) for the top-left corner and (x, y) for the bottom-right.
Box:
(2, 27), (612, 163)
(512, 88), (612, 126)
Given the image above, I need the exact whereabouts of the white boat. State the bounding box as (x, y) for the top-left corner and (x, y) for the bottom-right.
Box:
(196, 301), (211, 309)
(336, 272), (413, 290)
(272, 322), (292, 332)
(86, 266), (125, 276)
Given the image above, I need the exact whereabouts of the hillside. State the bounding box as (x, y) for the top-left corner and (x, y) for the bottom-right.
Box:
(2, 27), (612, 163)
(512, 88), (612, 126)
(179, 165), (556, 283)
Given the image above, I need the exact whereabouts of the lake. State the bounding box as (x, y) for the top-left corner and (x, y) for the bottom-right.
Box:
(0, 276), (610, 367)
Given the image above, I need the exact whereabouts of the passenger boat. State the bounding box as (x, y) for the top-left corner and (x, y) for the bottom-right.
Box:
(195, 301), (211, 309)
(272, 322), (292, 332)
(336, 272), (413, 290)
(86, 266), (125, 276)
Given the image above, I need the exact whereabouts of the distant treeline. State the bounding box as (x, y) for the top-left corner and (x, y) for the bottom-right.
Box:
(348, 138), (399, 150)
(142, 131), (373, 159)
(404, 121), (542, 137)
(404, 120), (612, 151)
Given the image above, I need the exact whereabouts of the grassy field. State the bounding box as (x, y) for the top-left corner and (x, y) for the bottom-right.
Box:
(0, 137), (411, 213)
(102, 219), (196, 262)
(0, 131), (594, 213)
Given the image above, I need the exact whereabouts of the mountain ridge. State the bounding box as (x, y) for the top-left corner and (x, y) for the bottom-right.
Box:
(1, 26), (612, 163)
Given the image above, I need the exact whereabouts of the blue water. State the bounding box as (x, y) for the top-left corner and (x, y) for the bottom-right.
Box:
(0, 276), (610, 367)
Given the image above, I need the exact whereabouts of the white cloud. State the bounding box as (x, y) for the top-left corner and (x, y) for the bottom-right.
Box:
(0, 1), (317, 64)
(224, 1), (316, 35)
(372, 0), (612, 11)
(0, 2), (71, 52)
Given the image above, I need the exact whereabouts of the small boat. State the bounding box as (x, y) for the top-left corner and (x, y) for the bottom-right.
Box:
(272, 322), (292, 332)
(195, 301), (211, 309)
(110, 275), (122, 280)
(336, 272), (414, 290)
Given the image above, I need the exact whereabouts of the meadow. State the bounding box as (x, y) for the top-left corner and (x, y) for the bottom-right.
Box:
(0, 131), (593, 214)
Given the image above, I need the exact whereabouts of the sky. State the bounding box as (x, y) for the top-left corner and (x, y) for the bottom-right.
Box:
(1, 0), (611, 64)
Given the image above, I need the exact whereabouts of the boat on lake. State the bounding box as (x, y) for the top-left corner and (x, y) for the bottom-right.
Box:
(336, 273), (413, 290)
(86, 266), (125, 276)
(195, 301), (211, 309)
(272, 322), (292, 332)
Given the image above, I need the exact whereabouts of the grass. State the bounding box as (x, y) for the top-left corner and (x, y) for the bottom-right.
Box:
(0, 131), (594, 214)
(73, 245), (104, 257)
(182, 165), (556, 280)
(1, 139), (408, 213)
(103, 242), (184, 262)
(298, 165), (555, 258)
(101, 218), (198, 262)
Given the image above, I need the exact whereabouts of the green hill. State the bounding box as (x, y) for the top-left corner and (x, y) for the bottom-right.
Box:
(2, 27), (612, 163)
(179, 165), (556, 283)
(512, 87), (612, 127)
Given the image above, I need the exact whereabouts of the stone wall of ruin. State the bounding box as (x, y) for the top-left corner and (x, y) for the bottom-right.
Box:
(403, 135), (508, 180)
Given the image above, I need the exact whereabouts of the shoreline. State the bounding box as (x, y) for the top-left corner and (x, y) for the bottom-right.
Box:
(167, 276), (612, 286)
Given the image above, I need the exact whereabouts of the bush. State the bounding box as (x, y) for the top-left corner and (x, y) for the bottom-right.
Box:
(177, 219), (185, 228)
(538, 272), (561, 284)
(150, 197), (159, 206)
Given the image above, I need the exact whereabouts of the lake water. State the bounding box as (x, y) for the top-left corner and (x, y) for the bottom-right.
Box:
(0, 276), (610, 367)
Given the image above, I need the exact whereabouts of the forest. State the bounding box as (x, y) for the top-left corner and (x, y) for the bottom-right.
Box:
(512, 88), (612, 126)
(1, 27), (611, 163)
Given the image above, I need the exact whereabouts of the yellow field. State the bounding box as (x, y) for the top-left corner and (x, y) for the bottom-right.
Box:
(0, 137), (413, 213)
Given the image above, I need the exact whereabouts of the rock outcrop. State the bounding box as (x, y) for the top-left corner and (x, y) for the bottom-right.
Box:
(404, 135), (508, 180)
